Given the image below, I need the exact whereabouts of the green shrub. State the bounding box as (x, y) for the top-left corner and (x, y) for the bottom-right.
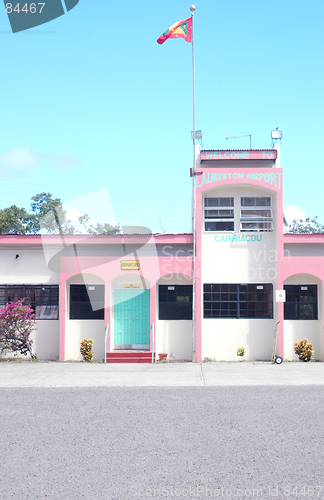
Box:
(294, 339), (314, 362)
(236, 347), (245, 357)
(80, 338), (94, 362)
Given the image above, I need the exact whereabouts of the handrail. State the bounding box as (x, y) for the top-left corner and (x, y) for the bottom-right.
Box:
(104, 324), (109, 364)
(151, 323), (155, 364)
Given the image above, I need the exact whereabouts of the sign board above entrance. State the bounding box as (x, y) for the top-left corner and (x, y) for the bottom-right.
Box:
(201, 150), (277, 161)
(124, 284), (140, 289)
(121, 260), (140, 270)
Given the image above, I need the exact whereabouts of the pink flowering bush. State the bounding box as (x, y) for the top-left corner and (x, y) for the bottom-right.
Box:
(0, 300), (37, 359)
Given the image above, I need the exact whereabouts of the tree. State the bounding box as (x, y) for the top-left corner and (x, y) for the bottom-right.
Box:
(31, 193), (120, 235)
(30, 192), (75, 235)
(0, 192), (120, 235)
(0, 205), (34, 235)
(0, 300), (37, 359)
(288, 216), (324, 234)
(88, 222), (120, 234)
(78, 216), (120, 235)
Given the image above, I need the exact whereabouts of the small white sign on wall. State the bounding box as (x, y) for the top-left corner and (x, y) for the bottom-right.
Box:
(276, 290), (286, 302)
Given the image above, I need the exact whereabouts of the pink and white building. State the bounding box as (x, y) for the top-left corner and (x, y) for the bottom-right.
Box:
(1, 144), (323, 362)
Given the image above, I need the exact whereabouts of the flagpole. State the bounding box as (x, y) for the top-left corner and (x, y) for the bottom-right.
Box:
(190, 4), (196, 362)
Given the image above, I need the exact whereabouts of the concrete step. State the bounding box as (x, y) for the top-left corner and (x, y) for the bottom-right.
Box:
(104, 351), (155, 363)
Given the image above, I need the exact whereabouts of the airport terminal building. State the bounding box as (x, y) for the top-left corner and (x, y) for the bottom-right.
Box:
(1, 144), (323, 362)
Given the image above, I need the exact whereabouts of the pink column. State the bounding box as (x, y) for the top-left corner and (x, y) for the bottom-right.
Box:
(59, 274), (67, 361)
(105, 280), (111, 352)
(276, 177), (284, 359)
(150, 284), (156, 353)
(195, 275), (202, 362)
(195, 177), (203, 362)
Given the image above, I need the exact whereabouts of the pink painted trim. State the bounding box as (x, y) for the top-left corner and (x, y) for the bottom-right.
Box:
(282, 256), (324, 280)
(59, 274), (66, 361)
(150, 285), (156, 352)
(284, 234), (324, 243)
(105, 282), (111, 352)
(0, 233), (193, 246)
(276, 177), (284, 358)
(195, 277), (202, 362)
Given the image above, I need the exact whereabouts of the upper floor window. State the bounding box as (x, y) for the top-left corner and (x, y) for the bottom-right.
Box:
(204, 197), (234, 232)
(240, 197), (273, 232)
(203, 196), (273, 233)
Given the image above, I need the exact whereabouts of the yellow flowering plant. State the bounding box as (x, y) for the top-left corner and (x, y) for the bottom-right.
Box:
(294, 339), (314, 362)
(80, 338), (94, 362)
(236, 347), (245, 357)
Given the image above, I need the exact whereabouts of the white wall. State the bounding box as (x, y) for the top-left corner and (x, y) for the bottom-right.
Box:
(155, 320), (192, 361)
(64, 320), (105, 361)
(283, 321), (322, 361)
(31, 321), (59, 360)
(202, 319), (276, 361)
(0, 321), (59, 360)
(0, 248), (59, 284)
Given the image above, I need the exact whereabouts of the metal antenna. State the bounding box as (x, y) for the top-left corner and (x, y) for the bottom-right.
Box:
(225, 133), (254, 149)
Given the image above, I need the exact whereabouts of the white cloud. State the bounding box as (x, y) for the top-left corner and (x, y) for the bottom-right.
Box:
(0, 148), (81, 172)
(65, 206), (84, 223)
(63, 190), (117, 226)
(284, 206), (305, 226)
(0, 148), (38, 170)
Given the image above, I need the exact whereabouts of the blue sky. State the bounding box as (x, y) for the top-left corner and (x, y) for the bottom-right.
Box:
(0, 0), (323, 233)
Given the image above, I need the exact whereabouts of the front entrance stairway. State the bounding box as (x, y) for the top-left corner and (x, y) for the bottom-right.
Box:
(104, 351), (155, 363)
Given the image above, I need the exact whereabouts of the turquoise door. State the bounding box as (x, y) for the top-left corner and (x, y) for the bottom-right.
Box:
(114, 289), (150, 349)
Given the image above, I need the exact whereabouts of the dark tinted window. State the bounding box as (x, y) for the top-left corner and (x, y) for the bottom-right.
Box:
(159, 285), (192, 320)
(204, 284), (273, 319)
(284, 285), (317, 320)
(70, 285), (104, 320)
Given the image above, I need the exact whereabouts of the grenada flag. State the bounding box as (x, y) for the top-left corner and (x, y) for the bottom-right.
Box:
(157, 17), (192, 45)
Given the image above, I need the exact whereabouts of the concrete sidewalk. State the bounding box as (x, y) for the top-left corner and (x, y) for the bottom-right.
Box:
(1, 360), (324, 387)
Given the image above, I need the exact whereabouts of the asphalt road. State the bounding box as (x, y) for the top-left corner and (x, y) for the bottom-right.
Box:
(1, 383), (324, 500)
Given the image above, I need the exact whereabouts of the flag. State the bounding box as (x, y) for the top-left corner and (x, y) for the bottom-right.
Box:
(157, 17), (192, 45)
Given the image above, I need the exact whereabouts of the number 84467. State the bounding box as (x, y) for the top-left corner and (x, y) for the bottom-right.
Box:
(6, 3), (45, 14)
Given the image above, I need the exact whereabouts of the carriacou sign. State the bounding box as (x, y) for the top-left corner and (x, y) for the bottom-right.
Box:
(3, 0), (79, 33)
(214, 234), (263, 243)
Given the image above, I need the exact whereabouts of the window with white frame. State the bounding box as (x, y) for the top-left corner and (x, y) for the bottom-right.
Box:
(240, 197), (273, 232)
(204, 197), (234, 232)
